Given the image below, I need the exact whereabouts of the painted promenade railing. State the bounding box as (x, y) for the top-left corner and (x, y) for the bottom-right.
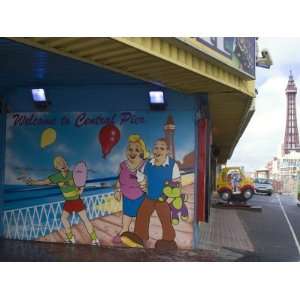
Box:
(3, 177), (121, 240)
(3, 170), (193, 241)
(3, 191), (122, 240)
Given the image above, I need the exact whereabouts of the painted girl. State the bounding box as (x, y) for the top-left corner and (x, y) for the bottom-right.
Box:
(113, 134), (148, 244)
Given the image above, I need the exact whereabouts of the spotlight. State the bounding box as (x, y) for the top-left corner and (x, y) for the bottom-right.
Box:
(31, 89), (50, 110)
(149, 91), (166, 110)
(32, 89), (46, 102)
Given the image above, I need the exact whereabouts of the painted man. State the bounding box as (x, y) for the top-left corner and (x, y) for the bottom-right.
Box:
(121, 138), (181, 250)
(25, 156), (100, 246)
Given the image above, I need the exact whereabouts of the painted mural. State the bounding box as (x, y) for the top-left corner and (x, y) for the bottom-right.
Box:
(3, 111), (195, 250)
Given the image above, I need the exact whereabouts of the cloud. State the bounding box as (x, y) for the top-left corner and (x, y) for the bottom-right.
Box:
(91, 147), (126, 177)
(50, 143), (73, 156)
(176, 146), (194, 163)
(259, 38), (300, 67)
(256, 38), (300, 86)
(4, 148), (27, 184)
(4, 147), (50, 185)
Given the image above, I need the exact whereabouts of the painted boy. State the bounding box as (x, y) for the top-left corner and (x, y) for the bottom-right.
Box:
(113, 134), (147, 244)
(121, 138), (181, 250)
(25, 156), (100, 246)
(231, 172), (241, 193)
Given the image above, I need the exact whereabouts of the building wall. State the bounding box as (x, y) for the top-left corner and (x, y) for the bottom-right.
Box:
(1, 84), (206, 248)
(0, 114), (5, 236)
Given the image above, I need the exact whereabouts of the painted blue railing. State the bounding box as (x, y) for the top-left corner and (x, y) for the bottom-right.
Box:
(3, 177), (121, 240)
(3, 170), (193, 241)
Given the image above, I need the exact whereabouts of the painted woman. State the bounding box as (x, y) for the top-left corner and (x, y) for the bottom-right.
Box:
(112, 134), (148, 244)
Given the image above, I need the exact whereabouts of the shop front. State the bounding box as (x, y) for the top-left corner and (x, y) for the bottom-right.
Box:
(0, 37), (256, 250)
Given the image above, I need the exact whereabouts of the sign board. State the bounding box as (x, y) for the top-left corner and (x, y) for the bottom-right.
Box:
(178, 37), (256, 79)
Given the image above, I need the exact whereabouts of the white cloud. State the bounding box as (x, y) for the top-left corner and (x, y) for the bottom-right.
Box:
(4, 148), (27, 184)
(92, 147), (126, 177)
(4, 147), (47, 185)
(176, 146), (194, 163)
(258, 38), (300, 67)
(50, 143), (73, 156)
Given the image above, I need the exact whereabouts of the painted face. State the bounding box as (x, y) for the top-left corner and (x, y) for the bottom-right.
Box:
(153, 140), (169, 164)
(55, 158), (68, 172)
(126, 142), (143, 164)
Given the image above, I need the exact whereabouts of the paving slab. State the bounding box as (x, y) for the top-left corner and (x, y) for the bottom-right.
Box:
(198, 207), (255, 252)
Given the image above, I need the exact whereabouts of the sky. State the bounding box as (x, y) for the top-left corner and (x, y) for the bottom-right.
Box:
(228, 38), (300, 172)
(5, 111), (195, 185)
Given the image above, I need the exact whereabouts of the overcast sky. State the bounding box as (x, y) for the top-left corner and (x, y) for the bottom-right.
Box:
(228, 38), (300, 171)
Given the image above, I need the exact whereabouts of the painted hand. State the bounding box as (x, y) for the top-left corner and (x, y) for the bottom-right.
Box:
(114, 191), (122, 201)
(139, 179), (147, 192)
(172, 197), (183, 210)
(158, 197), (165, 202)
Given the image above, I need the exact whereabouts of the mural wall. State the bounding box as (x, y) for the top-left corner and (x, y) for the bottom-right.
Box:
(3, 111), (196, 250)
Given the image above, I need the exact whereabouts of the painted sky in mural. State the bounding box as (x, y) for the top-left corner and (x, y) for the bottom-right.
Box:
(5, 111), (195, 185)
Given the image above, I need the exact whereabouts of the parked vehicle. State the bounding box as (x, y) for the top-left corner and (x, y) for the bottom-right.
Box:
(254, 178), (273, 196)
(216, 167), (255, 202)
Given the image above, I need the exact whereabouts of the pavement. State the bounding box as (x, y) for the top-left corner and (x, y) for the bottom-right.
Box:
(0, 192), (259, 262)
(0, 238), (244, 262)
(199, 206), (255, 253)
(0, 194), (254, 262)
(197, 193), (256, 255)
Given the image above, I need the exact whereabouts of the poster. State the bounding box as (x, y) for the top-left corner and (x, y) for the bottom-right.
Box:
(178, 37), (256, 78)
(3, 111), (196, 249)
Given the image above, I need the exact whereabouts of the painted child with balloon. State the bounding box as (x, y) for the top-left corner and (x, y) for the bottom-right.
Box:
(112, 134), (148, 244)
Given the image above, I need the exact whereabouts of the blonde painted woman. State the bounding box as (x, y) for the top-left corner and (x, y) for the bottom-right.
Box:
(112, 134), (148, 244)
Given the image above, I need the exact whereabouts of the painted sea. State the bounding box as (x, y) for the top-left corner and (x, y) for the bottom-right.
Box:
(3, 178), (121, 240)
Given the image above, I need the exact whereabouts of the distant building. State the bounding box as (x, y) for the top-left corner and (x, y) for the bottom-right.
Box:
(179, 151), (195, 172)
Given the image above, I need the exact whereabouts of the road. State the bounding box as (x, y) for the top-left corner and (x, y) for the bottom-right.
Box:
(237, 193), (300, 261)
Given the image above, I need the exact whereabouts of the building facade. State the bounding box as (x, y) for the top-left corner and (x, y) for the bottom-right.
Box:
(0, 37), (256, 250)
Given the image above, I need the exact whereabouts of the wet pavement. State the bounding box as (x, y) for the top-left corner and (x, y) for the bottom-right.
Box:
(0, 239), (246, 262)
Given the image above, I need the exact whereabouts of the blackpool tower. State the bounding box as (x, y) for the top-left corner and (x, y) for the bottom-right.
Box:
(283, 71), (300, 154)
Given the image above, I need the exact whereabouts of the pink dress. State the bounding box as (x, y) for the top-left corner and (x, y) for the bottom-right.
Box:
(119, 161), (144, 200)
(112, 161), (145, 243)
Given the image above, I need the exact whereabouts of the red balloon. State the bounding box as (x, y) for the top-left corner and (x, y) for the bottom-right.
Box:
(98, 123), (121, 158)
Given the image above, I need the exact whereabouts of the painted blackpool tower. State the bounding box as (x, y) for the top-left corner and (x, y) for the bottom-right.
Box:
(283, 71), (300, 154)
(164, 115), (176, 159)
